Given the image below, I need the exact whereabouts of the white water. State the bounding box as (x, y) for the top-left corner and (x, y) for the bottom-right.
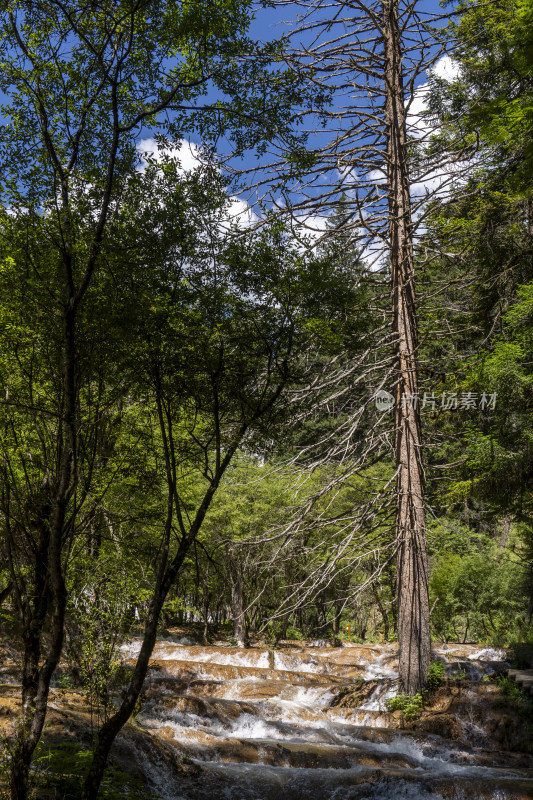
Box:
(360, 654), (399, 681)
(357, 682), (398, 710)
(273, 651), (324, 673)
(122, 639), (532, 799)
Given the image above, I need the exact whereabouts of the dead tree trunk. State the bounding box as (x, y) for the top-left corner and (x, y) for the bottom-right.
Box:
(383, 0), (431, 694)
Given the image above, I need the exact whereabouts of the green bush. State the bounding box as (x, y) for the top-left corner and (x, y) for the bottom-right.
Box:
(56, 673), (77, 690)
(264, 622), (304, 644)
(495, 675), (528, 702)
(426, 659), (446, 691)
(385, 693), (424, 722)
(285, 626), (304, 640)
(338, 633), (365, 644)
(508, 640), (533, 669)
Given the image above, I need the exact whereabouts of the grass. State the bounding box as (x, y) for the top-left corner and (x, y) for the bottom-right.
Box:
(495, 675), (533, 704)
(31, 742), (161, 800)
(384, 658), (461, 724)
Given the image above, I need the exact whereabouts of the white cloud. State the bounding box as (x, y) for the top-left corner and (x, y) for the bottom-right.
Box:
(431, 55), (461, 82)
(293, 213), (331, 239)
(223, 196), (259, 230)
(404, 55), (467, 205)
(135, 137), (258, 230)
(407, 56), (461, 142)
(407, 86), (432, 140)
(136, 138), (204, 173)
(367, 168), (386, 185)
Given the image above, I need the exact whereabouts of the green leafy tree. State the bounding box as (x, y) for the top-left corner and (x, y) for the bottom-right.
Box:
(0, 1), (306, 796)
(416, 0), (533, 646)
(75, 158), (364, 796)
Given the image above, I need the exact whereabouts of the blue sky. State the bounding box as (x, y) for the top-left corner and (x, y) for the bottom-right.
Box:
(211, 0), (457, 232)
(1, 0), (457, 237)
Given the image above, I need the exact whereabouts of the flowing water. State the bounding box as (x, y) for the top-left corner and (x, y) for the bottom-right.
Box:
(120, 638), (533, 800)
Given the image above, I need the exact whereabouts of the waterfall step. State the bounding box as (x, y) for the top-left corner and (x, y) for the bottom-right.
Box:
(507, 668), (533, 695)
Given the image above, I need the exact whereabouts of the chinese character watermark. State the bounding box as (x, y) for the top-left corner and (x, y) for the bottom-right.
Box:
(375, 390), (497, 411)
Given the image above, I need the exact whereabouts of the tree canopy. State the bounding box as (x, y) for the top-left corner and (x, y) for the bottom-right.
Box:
(0, 0), (532, 796)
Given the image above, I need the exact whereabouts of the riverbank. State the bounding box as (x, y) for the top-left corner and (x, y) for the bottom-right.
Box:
(1, 632), (533, 799)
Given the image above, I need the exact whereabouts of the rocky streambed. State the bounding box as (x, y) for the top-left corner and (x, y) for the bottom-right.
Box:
(123, 638), (533, 799)
(1, 638), (532, 799)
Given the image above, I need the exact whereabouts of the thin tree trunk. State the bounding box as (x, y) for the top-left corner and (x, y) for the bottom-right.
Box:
(0, 582), (13, 607)
(525, 596), (533, 627)
(373, 588), (390, 641)
(82, 313), (292, 797)
(331, 611), (339, 636)
(499, 515), (511, 550)
(231, 568), (248, 648)
(9, 506), (49, 800)
(10, 306), (75, 800)
(82, 430), (247, 799)
(81, 530), (209, 798)
(202, 597), (210, 645)
(383, 0), (431, 695)
(273, 616), (289, 647)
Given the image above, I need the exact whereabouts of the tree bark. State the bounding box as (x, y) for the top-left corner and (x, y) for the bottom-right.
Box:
(383, 0), (431, 694)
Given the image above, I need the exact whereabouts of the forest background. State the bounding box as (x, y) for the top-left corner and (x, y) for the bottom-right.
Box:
(0, 0), (532, 797)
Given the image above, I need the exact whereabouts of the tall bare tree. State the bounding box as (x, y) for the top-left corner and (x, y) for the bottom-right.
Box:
(238, 0), (467, 692)
(383, 0), (430, 694)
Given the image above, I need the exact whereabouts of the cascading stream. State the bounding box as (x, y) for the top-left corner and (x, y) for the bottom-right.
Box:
(121, 639), (533, 800)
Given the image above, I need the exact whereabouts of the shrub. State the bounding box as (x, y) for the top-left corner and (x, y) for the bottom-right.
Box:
(338, 633), (365, 644)
(495, 675), (528, 702)
(508, 640), (533, 669)
(426, 659), (446, 691)
(385, 693), (424, 722)
(285, 626), (304, 640)
(429, 544), (528, 645)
